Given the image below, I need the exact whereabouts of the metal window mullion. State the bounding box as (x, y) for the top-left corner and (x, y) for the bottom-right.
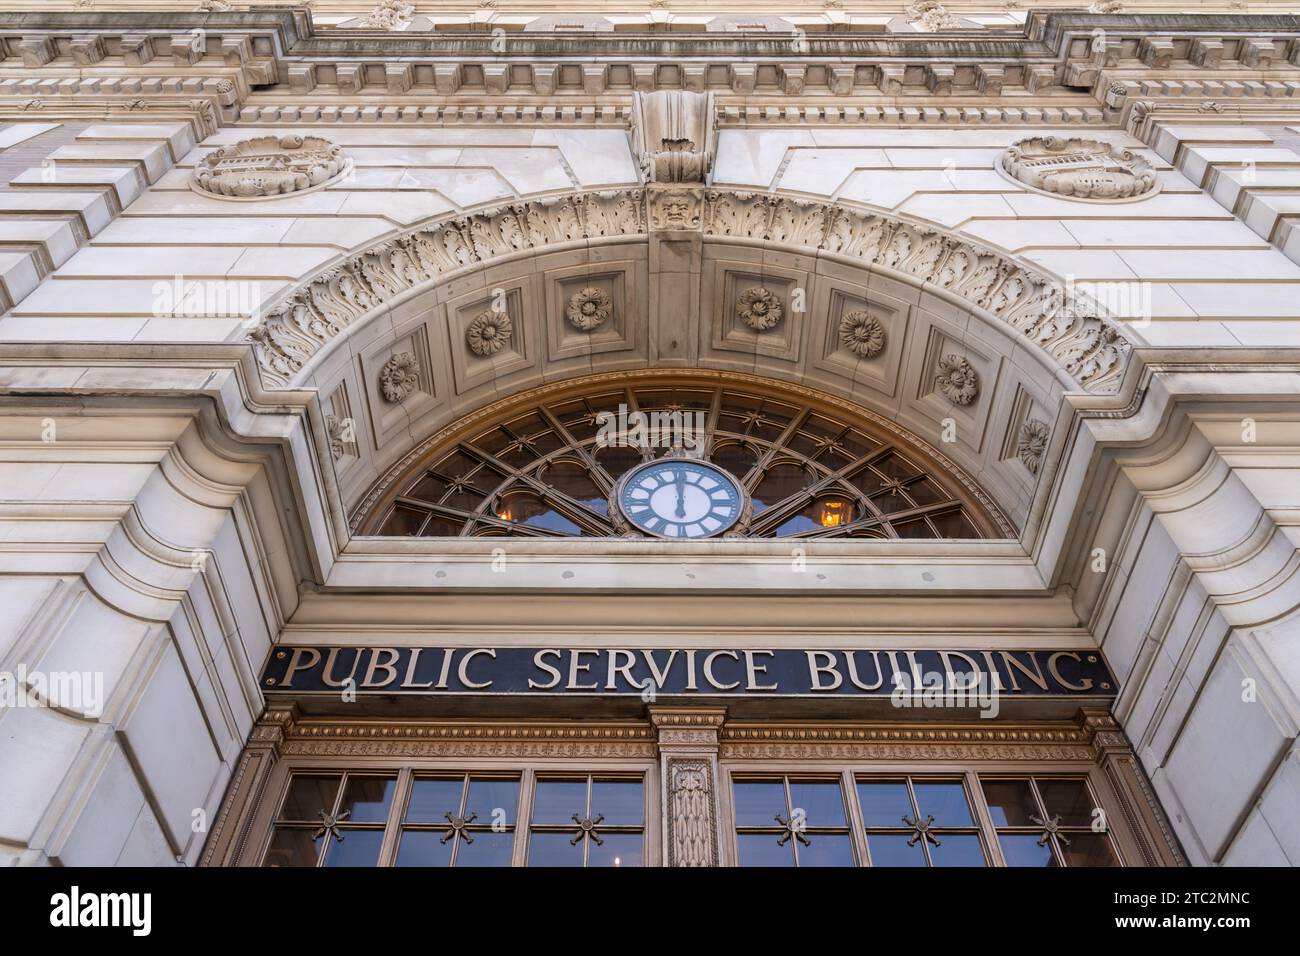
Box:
(843, 770), (870, 868)
(513, 768), (536, 868)
(376, 768), (413, 868)
(967, 771), (1008, 868)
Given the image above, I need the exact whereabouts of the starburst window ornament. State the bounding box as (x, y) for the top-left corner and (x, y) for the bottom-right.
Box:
(441, 811), (478, 845)
(570, 813), (605, 846)
(903, 812), (942, 848)
(774, 812), (812, 847)
(312, 808), (352, 843)
(1030, 812), (1072, 847)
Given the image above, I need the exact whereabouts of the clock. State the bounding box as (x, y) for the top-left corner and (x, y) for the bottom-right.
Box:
(615, 458), (746, 539)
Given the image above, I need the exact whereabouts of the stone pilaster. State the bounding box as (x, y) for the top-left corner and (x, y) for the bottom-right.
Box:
(201, 706), (296, 868)
(650, 707), (726, 867)
(1083, 710), (1187, 867)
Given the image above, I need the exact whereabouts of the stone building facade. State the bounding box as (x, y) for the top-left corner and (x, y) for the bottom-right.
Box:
(0, 2), (1297, 867)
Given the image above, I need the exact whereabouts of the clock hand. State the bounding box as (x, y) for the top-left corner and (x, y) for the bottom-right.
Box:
(674, 471), (686, 518)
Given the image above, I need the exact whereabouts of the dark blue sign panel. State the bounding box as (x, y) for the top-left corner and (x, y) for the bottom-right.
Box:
(262, 646), (1115, 699)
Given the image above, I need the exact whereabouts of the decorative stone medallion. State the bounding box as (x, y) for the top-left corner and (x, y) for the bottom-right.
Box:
(737, 287), (783, 332)
(935, 355), (980, 406)
(379, 351), (420, 403)
(838, 310), (887, 359)
(465, 310), (513, 356)
(567, 287), (612, 332)
(999, 137), (1158, 202)
(360, 0), (416, 30)
(194, 134), (347, 200)
(906, 1), (960, 30)
(1017, 418), (1050, 474)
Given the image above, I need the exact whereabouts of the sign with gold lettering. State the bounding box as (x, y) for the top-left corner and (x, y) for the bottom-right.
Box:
(262, 647), (1115, 701)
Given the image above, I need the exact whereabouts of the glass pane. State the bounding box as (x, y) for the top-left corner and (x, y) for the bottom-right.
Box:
(544, 460), (608, 514)
(913, 781), (974, 828)
(405, 777), (465, 825)
(733, 780), (787, 827)
(382, 505), (427, 536)
(865, 833), (926, 867)
(279, 775), (341, 822)
(596, 445), (642, 481)
(464, 777), (520, 827)
(394, 829), (454, 867)
(456, 830), (516, 867)
(496, 492), (583, 535)
(531, 779), (588, 825)
(264, 827), (323, 867)
(982, 779), (1039, 827)
(856, 780), (913, 828)
(588, 832), (643, 868)
(796, 833), (855, 867)
(1037, 779), (1096, 828)
(738, 833), (795, 867)
(527, 831), (583, 867)
(999, 834), (1058, 867)
(787, 780), (847, 828)
(321, 829), (385, 867)
(710, 442), (758, 478)
(1060, 832), (1120, 867)
(339, 775), (396, 824)
(591, 779), (643, 826)
(928, 834), (986, 867)
(751, 465), (810, 514)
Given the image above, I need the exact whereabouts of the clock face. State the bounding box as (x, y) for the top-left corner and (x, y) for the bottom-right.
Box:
(618, 459), (744, 539)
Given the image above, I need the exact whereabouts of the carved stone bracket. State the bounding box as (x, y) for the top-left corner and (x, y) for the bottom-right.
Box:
(651, 708), (725, 867)
(249, 187), (1131, 395)
(630, 90), (716, 184)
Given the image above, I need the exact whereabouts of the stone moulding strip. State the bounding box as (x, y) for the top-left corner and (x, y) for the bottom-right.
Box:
(248, 186), (1132, 395)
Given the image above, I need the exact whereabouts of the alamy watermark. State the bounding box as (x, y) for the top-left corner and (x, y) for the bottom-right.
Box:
(0, 665), (105, 718)
(594, 403), (706, 454)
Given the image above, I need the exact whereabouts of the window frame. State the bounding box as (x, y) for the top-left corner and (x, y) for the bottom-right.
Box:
(720, 760), (1132, 868)
(243, 755), (660, 868)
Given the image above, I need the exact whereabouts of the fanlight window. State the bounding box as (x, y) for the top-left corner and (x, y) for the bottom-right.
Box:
(361, 380), (1007, 539)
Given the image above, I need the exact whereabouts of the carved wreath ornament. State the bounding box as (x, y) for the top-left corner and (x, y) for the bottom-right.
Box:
(567, 287), (612, 332)
(248, 188), (1132, 395)
(935, 355), (980, 406)
(194, 134), (346, 199)
(1000, 136), (1157, 202)
(466, 310), (513, 356)
(379, 351), (420, 403)
(838, 310), (887, 359)
(737, 287), (783, 331)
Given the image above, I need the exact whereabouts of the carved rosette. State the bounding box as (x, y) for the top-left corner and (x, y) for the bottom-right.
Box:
(465, 310), (513, 356)
(567, 287), (612, 332)
(936, 355), (980, 406)
(1089, 0), (1124, 12)
(194, 134), (346, 199)
(737, 287), (783, 332)
(379, 351), (420, 403)
(838, 310), (887, 358)
(248, 187), (1129, 395)
(1001, 136), (1157, 201)
(1017, 418), (1050, 474)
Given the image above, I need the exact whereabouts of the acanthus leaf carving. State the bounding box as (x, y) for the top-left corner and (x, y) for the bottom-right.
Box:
(248, 188), (1130, 395)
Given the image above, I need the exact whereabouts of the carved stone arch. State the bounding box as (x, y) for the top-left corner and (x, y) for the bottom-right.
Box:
(248, 186), (1132, 395)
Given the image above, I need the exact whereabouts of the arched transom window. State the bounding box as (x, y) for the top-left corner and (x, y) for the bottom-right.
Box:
(359, 375), (1009, 539)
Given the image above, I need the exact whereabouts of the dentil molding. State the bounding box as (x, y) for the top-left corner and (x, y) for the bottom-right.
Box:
(248, 186), (1133, 395)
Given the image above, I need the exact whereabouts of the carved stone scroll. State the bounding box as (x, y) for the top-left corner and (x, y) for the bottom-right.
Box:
(630, 90), (716, 184)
